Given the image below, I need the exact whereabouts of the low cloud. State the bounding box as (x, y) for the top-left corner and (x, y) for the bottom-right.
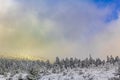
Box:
(0, 0), (120, 61)
(91, 15), (120, 59)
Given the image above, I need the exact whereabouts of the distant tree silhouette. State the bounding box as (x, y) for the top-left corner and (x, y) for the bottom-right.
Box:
(107, 56), (110, 63)
(115, 56), (119, 63)
(0, 55), (119, 79)
(95, 58), (102, 66)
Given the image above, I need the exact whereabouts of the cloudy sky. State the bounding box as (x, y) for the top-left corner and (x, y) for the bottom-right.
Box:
(0, 0), (120, 61)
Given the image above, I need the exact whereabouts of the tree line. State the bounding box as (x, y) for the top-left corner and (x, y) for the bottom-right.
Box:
(0, 55), (120, 79)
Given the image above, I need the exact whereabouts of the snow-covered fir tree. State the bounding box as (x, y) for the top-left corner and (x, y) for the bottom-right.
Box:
(0, 55), (120, 80)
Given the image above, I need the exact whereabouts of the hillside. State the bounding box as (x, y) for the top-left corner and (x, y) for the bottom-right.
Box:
(0, 56), (120, 80)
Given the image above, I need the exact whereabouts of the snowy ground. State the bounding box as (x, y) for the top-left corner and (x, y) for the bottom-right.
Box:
(0, 66), (118, 80)
(41, 67), (116, 80)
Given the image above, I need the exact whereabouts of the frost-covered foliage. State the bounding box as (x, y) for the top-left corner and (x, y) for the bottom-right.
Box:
(0, 55), (120, 80)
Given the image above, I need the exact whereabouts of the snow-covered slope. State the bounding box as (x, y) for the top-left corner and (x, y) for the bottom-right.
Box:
(41, 67), (116, 80)
(0, 66), (118, 80)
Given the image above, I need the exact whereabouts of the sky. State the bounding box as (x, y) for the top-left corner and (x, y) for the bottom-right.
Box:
(0, 0), (120, 61)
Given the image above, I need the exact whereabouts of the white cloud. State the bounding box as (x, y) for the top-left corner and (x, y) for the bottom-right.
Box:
(90, 14), (120, 59)
(0, 0), (16, 15)
(0, 0), (120, 60)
